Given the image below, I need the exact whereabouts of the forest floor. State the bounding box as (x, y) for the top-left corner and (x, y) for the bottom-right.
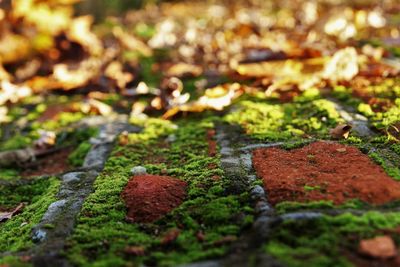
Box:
(1, 1), (400, 267)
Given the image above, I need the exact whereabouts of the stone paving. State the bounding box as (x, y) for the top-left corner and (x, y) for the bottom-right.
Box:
(1, 77), (400, 267)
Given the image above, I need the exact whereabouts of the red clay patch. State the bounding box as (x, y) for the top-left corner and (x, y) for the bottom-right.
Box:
(252, 141), (400, 205)
(121, 175), (187, 223)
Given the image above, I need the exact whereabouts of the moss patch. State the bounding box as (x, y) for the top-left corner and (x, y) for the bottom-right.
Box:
(265, 212), (400, 267)
(224, 96), (343, 141)
(67, 118), (253, 266)
(68, 142), (92, 167)
(0, 177), (60, 252)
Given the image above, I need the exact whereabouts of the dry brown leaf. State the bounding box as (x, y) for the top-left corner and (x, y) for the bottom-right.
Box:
(386, 122), (400, 141)
(113, 27), (152, 57)
(0, 81), (32, 105)
(329, 124), (352, 139)
(162, 83), (243, 119)
(359, 236), (397, 259)
(68, 16), (103, 55)
(0, 203), (24, 223)
(0, 31), (31, 64)
(15, 59), (41, 81)
(104, 61), (134, 89)
(13, 0), (73, 35)
(322, 47), (359, 81)
(0, 106), (9, 123)
(34, 130), (56, 149)
(235, 60), (304, 78)
(81, 99), (113, 116)
(165, 63), (202, 77)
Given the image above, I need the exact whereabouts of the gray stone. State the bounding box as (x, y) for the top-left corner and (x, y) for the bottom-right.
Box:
(240, 143), (284, 151)
(255, 201), (274, 215)
(251, 185), (265, 199)
(41, 200), (67, 222)
(280, 212), (322, 221)
(247, 174), (257, 183)
(221, 157), (240, 165)
(131, 166), (147, 176)
(166, 134), (177, 143)
(62, 172), (84, 184)
(240, 153), (253, 170)
(220, 147), (234, 156)
(32, 229), (47, 243)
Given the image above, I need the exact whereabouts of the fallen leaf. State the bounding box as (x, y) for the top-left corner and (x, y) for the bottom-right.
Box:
(67, 16), (103, 55)
(113, 26), (152, 57)
(165, 63), (202, 77)
(104, 61), (134, 89)
(80, 99), (113, 116)
(329, 124), (352, 139)
(359, 235), (397, 259)
(322, 47), (359, 82)
(386, 122), (400, 141)
(0, 203), (24, 223)
(34, 130), (56, 149)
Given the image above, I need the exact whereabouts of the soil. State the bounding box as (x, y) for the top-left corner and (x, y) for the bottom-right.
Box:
(37, 105), (75, 122)
(21, 148), (72, 177)
(252, 141), (400, 205)
(345, 250), (400, 267)
(121, 175), (187, 223)
(207, 129), (217, 157)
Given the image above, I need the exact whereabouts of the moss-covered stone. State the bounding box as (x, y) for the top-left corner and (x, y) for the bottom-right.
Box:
(67, 118), (253, 266)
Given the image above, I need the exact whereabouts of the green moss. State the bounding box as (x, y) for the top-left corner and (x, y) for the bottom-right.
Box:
(32, 111), (85, 131)
(68, 119), (253, 266)
(0, 178), (54, 210)
(391, 143), (400, 156)
(0, 256), (32, 267)
(303, 185), (321, 191)
(0, 109), (95, 152)
(0, 168), (20, 180)
(0, 177), (60, 252)
(68, 142), (92, 167)
(224, 97), (343, 141)
(265, 211), (400, 267)
(280, 140), (310, 150)
(357, 103), (375, 117)
(369, 152), (400, 180)
(275, 199), (369, 214)
(140, 56), (162, 87)
(134, 23), (156, 39)
(128, 117), (176, 143)
(275, 201), (334, 214)
(265, 242), (352, 267)
(293, 87), (320, 102)
(0, 133), (37, 151)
